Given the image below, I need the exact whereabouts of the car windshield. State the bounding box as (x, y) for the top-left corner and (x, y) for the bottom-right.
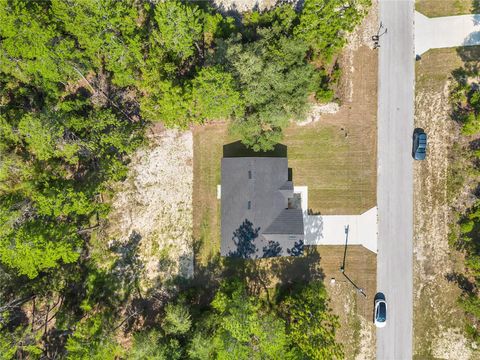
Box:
(377, 302), (386, 322)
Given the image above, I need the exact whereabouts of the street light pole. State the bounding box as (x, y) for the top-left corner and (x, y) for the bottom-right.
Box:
(339, 224), (367, 298)
(340, 225), (349, 272)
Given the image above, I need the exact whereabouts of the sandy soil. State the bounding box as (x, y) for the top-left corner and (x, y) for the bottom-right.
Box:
(298, 102), (340, 126)
(212, 0), (289, 12)
(107, 129), (194, 291)
(413, 74), (473, 358)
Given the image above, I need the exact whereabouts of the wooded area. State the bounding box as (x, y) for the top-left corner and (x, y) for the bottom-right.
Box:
(0, 0), (370, 358)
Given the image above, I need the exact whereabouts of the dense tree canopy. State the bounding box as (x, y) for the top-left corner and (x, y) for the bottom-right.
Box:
(208, 281), (291, 359)
(223, 32), (317, 150)
(281, 281), (342, 359)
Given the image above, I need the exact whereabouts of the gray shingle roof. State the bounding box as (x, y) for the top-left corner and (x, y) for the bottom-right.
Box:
(264, 209), (304, 235)
(220, 156), (304, 258)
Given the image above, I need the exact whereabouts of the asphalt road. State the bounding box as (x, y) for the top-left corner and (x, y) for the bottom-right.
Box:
(376, 1), (415, 359)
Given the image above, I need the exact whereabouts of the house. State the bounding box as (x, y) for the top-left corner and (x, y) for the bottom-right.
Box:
(220, 145), (304, 259)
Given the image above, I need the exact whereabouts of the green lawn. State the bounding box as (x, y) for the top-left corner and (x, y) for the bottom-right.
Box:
(192, 123), (232, 265)
(284, 123), (376, 215)
(416, 0), (476, 17)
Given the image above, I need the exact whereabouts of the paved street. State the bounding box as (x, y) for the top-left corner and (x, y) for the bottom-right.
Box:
(377, 0), (415, 359)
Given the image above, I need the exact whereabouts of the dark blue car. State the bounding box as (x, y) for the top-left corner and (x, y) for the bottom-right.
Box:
(413, 131), (427, 160)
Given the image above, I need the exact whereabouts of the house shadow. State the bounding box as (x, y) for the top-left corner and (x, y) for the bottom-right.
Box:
(462, 30), (480, 47)
(304, 214), (324, 245)
(219, 246), (324, 304)
(223, 140), (287, 158)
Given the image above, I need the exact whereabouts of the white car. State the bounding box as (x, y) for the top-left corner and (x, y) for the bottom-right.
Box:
(374, 293), (387, 328)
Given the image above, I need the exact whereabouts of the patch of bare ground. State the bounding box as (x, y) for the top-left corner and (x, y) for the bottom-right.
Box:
(103, 128), (194, 292)
(414, 47), (480, 359)
(212, 0), (291, 13)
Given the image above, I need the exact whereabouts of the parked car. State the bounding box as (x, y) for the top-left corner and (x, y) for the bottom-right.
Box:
(374, 293), (387, 328)
(413, 130), (427, 160)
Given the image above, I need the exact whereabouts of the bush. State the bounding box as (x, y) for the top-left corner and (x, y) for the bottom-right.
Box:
(460, 220), (475, 234)
(316, 88), (335, 103)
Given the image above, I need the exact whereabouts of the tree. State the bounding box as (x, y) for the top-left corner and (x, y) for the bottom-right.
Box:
(451, 72), (480, 135)
(241, 4), (299, 40)
(162, 303), (192, 336)
(280, 281), (343, 359)
(187, 332), (215, 360)
(152, 1), (204, 68)
(65, 314), (124, 360)
(51, 0), (142, 87)
(0, 325), (42, 360)
(208, 281), (292, 359)
(0, 219), (80, 279)
(222, 32), (317, 151)
(140, 80), (192, 127)
(294, 0), (370, 63)
(17, 114), (62, 161)
(191, 67), (242, 121)
(128, 330), (183, 360)
(139, 1), (232, 125)
(0, 0), (78, 94)
(230, 112), (287, 152)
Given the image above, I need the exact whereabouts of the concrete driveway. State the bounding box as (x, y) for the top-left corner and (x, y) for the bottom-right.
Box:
(416, 11), (480, 55)
(303, 208), (378, 253)
(295, 187), (378, 253)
